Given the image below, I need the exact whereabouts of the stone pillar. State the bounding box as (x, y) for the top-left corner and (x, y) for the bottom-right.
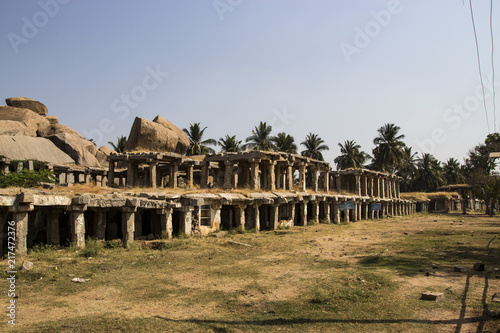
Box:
(396, 181), (400, 198)
(369, 177), (374, 197)
(287, 163), (294, 190)
(70, 205), (86, 249)
(13, 205), (32, 255)
(148, 162), (158, 188)
(333, 202), (340, 224)
(370, 203), (375, 219)
(224, 160), (233, 190)
(169, 162), (179, 188)
(160, 207), (173, 239)
(322, 202), (330, 223)
(201, 162), (209, 188)
(344, 206), (350, 223)
(122, 206), (136, 246)
(236, 205), (246, 230)
(362, 202), (368, 220)
(180, 208), (193, 236)
(355, 175), (361, 197)
(268, 161), (276, 191)
(108, 160), (115, 186)
(252, 205), (261, 231)
(298, 202), (307, 226)
(357, 202), (362, 221)
(270, 205), (279, 230)
(310, 201), (318, 223)
(362, 176), (368, 196)
(323, 169), (330, 193)
(311, 167), (319, 192)
(187, 163), (194, 189)
(380, 178), (385, 198)
(298, 163), (306, 192)
(352, 202), (358, 222)
(134, 209), (143, 239)
(250, 159), (260, 190)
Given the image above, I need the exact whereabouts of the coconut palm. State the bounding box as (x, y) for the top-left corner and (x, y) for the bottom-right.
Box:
(414, 153), (444, 192)
(272, 132), (297, 154)
(108, 136), (127, 153)
(372, 123), (407, 172)
(443, 158), (465, 185)
(182, 123), (216, 156)
(218, 135), (242, 153)
(300, 133), (329, 161)
(397, 146), (418, 192)
(334, 140), (368, 170)
(244, 121), (274, 151)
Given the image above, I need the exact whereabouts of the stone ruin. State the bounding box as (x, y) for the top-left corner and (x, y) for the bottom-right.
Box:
(0, 96), (423, 255)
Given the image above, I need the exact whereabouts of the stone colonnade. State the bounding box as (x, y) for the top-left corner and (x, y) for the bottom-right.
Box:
(0, 192), (419, 255)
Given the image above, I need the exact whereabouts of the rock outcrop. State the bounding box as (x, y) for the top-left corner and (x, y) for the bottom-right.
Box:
(96, 145), (116, 166)
(46, 131), (101, 167)
(5, 97), (48, 116)
(0, 136), (74, 164)
(0, 106), (50, 137)
(124, 116), (189, 154)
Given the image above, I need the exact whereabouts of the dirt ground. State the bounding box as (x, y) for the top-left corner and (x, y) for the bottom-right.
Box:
(1, 212), (499, 332)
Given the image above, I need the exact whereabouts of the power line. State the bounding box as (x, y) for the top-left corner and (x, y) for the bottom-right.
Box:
(490, 0), (497, 133)
(469, 0), (491, 134)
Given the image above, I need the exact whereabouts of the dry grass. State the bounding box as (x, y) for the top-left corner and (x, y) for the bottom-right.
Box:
(401, 191), (461, 201)
(2, 212), (499, 332)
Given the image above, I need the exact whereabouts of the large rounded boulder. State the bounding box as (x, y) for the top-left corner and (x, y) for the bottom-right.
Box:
(5, 97), (48, 116)
(124, 116), (189, 154)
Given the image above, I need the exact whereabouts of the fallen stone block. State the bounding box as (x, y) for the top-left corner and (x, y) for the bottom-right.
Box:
(421, 292), (444, 301)
(454, 266), (467, 273)
(21, 261), (34, 271)
(492, 293), (500, 303)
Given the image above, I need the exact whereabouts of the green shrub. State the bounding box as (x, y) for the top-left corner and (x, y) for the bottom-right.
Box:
(81, 237), (103, 257)
(0, 169), (56, 188)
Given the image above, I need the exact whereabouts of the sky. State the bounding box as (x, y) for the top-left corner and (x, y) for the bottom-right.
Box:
(1, 0), (499, 169)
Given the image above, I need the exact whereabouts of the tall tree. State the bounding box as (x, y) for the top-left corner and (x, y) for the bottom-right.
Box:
(272, 132), (297, 154)
(218, 135), (242, 153)
(108, 136), (127, 153)
(372, 123), (407, 172)
(182, 123), (216, 156)
(334, 140), (368, 170)
(301, 133), (329, 161)
(414, 153), (444, 192)
(443, 158), (465, 184)
(397, 146), (418, 192)
(463, 133), (500, 215)
(244, 121), (274, 151)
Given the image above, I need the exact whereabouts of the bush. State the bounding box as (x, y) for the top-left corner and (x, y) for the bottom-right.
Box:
(80, 237), (103, 257)
(0, 169), (56, 188)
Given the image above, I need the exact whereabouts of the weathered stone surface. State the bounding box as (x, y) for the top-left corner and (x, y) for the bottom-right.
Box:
(21, 261), (34, 271)
(421, 292), (443, 301)
(454, 266), (467, 273)
(5, 97), (48, 116)
(95, 145), (115, 166)
(0, 136), (74, 164)
(47, 132), (101, 167)
(0, 106), (50, 136)
(124, 116), (189, 154)
(38, 123), (80, 138)
(0, 120), (31, 136)
(45, 115), (59, 125)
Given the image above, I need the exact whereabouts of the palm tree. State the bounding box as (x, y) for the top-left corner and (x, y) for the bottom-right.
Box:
(244, 121), (274, 151)
(372, 123), (407, 172)
(414, 153), (444, 192)
(300, 133), (329, 161)
(108, 136), (127, 153)
(443, 158), (465, 184)
(272, 132), (297, 154)
(218, 135), (242, 153)
(182, 123), (216, 156)
(397, 146), (418, 192)
(334, 140), (368, 170)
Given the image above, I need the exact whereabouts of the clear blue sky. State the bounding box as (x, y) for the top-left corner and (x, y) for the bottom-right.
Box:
(1, 0), (498, 168)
